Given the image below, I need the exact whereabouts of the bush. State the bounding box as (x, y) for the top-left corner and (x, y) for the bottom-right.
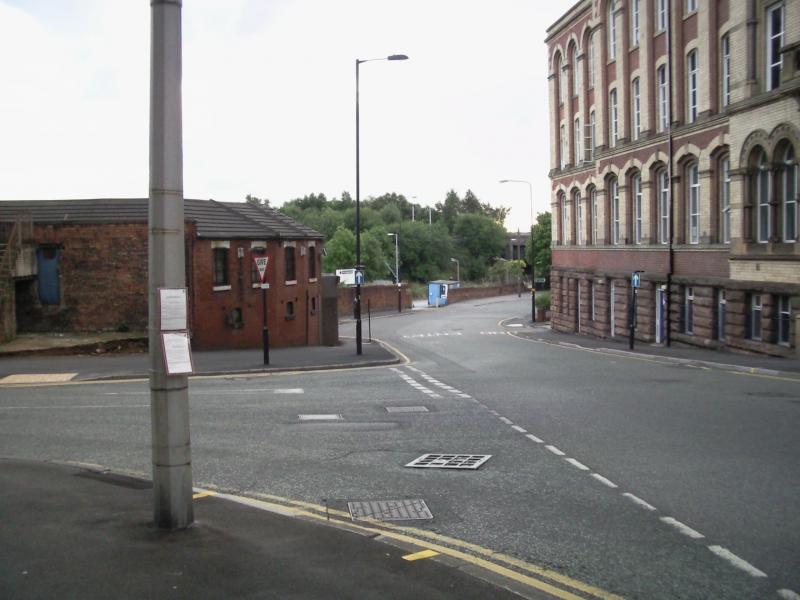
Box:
(535, 290), (550, 310)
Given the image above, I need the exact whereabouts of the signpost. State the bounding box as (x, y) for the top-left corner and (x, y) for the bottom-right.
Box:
(254, 255), (270, 365)
(629, 271), (642, 350)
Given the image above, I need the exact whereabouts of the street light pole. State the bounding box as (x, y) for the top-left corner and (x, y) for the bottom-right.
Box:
(450, 257), (459, 282)
(388, 232), (400, 312)
(499, 179), (535, 321)
(355, 53), (408, 355)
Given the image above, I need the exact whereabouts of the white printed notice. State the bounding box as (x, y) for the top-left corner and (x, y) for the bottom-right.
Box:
(161, 331), (194, 375)
(159, 288), (187, 331)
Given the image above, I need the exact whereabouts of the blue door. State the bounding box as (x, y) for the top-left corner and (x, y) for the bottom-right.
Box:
(36, 247), (60, 305)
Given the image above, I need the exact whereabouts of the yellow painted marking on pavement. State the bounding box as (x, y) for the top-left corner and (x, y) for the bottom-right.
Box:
(193, 491), (216, 500)
(1, 373), (77, 384)
(731, 370), (800, 383)
(402, 549), (439, 561)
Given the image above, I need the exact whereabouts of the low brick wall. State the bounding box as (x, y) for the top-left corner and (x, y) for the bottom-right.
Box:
(338, 285), (412, 317)
(447, 284), (521, 304)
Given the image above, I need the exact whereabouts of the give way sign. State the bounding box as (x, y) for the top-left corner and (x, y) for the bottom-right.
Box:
(253, 256), (269, 283)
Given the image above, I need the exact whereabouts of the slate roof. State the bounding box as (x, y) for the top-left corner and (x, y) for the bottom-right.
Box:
(0, 198), (322, 240)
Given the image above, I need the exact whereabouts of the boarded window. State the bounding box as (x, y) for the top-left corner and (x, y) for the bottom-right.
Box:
(213, 248), (229, 286)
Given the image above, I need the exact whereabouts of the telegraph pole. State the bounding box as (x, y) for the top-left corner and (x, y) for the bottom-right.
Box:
(148, 0), (193, 530)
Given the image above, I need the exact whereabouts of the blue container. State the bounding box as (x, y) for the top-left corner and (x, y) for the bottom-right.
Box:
(427, 280), (459, 307)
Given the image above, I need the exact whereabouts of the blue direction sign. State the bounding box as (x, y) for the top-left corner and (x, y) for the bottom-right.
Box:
(631, 272), (641, 288)
(355, 270), (365, 285)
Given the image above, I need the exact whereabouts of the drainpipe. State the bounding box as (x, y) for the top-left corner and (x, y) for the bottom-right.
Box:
(665, 0), (675, 347)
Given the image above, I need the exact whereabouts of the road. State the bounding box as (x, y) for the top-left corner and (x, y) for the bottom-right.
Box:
(1, 295), (798, 599)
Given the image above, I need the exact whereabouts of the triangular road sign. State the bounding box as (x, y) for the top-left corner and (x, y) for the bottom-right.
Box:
(254, 256), (269, 283)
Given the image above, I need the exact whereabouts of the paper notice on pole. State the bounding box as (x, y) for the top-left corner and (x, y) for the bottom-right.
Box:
(159, 288), (188, 331)
(161, 331), (194, 375)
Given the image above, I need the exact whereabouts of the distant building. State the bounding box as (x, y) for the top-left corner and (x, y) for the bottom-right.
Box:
(0, 198), (324, 350)
(546, 0), (799, 356)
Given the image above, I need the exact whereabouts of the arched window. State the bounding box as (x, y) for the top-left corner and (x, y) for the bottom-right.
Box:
(781, 144), (797, 242)
(657, 169), (670, 244)
(687, 162), (700, 244)
(575, 190), (585, 245)
(560, 193), (569, 245)
(589, 110), (596, 160)
(588, 32), (596, 87)
(571, 44), (581, 94)
(720, 156), (731, 243)
(754, 149), (770, 243)
(609, 177), (621, 244)
(632, 173), (643, 244)
(555, 54), (564, 104)
(590, 187), (599, 244)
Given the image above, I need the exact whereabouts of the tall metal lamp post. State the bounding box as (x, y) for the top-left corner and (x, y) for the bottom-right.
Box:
(499, 179), (535, 321)
(355, 53), (408, 355)
(388, 232), (400, 312)
(450, 257), (460, 282)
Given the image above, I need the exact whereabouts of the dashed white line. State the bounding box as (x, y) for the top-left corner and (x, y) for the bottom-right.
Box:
(489, 410), (499, 416)
(778, 589), (800, 600)
(274, 388), (304, 394)
(621, 493), (657, 511)
(525, 434), (544, 443)
(564, 458), (589, 471)
(660, 517), (705, 539)
(590, 473), (618, 488)
(545, 445), (565, 456)
(511, 425), (527, 433)
(499, 417), (513, 425)
(707, 546), (767, 578)
(457, 393), (471, 398)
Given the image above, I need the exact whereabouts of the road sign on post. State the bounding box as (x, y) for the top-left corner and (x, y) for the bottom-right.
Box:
(253, 255), (270, 364)
(355, 270), (365, 286)
(629, 271), (642, 350)
(631, 272), (641, 289)
(254, 256), (269, 284)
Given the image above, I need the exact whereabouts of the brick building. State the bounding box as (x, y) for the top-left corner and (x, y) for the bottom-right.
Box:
(546, 0), (799, 356)
(0, 198), (324, 350)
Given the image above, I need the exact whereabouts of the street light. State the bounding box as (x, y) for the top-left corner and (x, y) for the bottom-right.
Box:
(387, 232), (401, 313)
(450, 257), (459, 282)
(355, 53), (408, 355)
(499, 179), (535, 321)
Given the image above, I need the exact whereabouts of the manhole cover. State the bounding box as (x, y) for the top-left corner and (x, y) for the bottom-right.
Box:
(405, 454), (492, 470)
(348, 499), (433, 521)
(298, 414), (343, 421)
(386, 406), (429, 413)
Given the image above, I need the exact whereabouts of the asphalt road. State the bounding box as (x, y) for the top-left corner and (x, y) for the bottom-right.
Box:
(1, 296), (798, 599)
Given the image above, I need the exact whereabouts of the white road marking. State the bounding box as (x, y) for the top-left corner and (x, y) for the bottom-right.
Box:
(660, 517), (705, 539)
(525, 434), (544, 443)
(590, 474), (618, 488)
(707, 546), (767, 578)
(778, 589), (800, 600)
(298, 414), (343, 421)
(511, 425), (527, 433)
(1, 373), (77, 384)
(621, 493), (657, 511)
(274, 388), (304, 394)
(545, 445), (565, 456)
(0, 404), (149, 410)
(507, 323), (523, 328)
(457, 393), (471, 398)
(564, 458), (589, 471)
(489, 410), (499, 416)
(499, 417), (513, 425)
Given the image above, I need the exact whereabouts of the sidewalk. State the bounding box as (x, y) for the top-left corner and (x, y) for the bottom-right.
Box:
(0, 336), (399, 382)
(511, 319), (800, 378)
(0, 459), (536, 600)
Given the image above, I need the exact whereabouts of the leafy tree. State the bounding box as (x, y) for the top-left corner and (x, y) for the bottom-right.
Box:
(526, 212), (552, 280)
(321, 225), (384, 280)
(392, 221), (454, 283)
(245, 194), (270, 207)
(487, 259), (526, 285)
(452, 213), (506, 280)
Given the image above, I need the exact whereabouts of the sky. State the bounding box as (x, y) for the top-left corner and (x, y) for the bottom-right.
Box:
(0, 0), (575, 232)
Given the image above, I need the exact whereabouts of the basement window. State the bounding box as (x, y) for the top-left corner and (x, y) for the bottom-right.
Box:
(286, 301), (295, 320)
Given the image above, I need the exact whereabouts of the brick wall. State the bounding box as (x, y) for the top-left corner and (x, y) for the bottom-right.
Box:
(337, 285), (412, 317)
(447, 284), (521, 304)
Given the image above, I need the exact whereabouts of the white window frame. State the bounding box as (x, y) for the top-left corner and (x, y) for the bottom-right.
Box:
(721, 157), (731, 243)
(685, 0), (697, 14)
(685, 287), (694, 335)
(721, 34), (731, 107)
(659, 169), (670, 244)
(656, 0), (667, 32)
(561, 195), (568, 244)
(588, 32), (596, 88)
(688, 163), (700, 244)
(608, 1), (617, 61)
(766, 2), (784, 92)
(633, 174), (643, 244)
(757, 153), (771, 243)
(611, 178), (621, 244)
(687, 50), (698, 123)
(631, 77), (641, 141)
(778, 295), (792, 345)
(783, 146), (797, 242)
(574, 117), (582, 166)
(657, 65), (668, 132)
(560, 124), (567, 169)
(589, 110), (596, 159)
(751, 294), (763, 340)
(559, 59), (567, 104)
(609, 89), (618, 147)
(631, 0), (640, 45)
(591, 188), (599, 244)
(576, 192), (584, 245)
(573, 51), (581, 95)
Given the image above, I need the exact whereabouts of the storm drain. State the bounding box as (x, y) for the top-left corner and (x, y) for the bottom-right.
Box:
(405, 453), (492, 470)
(385, 406), (429, 413)
(348, 499), (433, 521)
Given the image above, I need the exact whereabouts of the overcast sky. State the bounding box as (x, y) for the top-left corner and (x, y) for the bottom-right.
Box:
(0, 0), (574, 232)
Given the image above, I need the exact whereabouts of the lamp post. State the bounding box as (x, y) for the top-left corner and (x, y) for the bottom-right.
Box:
(500, 179), (535, 321)
(388, 232), (401, 312)
(355, 53), (408, 355)
(450, 257), (459, 282)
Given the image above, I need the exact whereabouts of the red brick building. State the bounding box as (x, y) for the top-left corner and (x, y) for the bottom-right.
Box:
(546, 0), (799, 357)
(0, 198), (324, 350)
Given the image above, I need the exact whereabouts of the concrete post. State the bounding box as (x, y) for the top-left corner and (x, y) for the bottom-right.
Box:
(149, 0), (193, 530)
(320, 274), (339, 346)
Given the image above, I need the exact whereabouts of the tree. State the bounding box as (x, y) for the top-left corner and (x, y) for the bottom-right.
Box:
(321, 225), (385, 281)
(527, 212), (552, 281)
(452, 213), (507, 280)
(245, 194), (270, 207)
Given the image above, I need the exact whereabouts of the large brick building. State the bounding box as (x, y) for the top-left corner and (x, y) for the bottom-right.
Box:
(0, 198), (324, 350)
(546, 0), (799, 356)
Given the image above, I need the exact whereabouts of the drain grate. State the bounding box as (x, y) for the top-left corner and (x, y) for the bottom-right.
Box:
(348, 499), (433, 521)
(405, 453), (492, 470)
(385, 406), (429, 413)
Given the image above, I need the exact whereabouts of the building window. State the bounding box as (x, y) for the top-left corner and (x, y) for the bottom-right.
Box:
(286, 301), (295, 320)
(589, 110), (596, 159)
(560, 60), (567, 104)
(687, 50), (698, 123)
(213, 247), (229, 286)
(609, 89), (618, 147)
(659, 169), (670, 244)
(591, 188), (599, 244)
(574, 118), (582, 165)
(631, 78), (641, 141)
(611, 178), (621, 244)
(657, 65), (668, 132)
(633, 174), (643, 244)
(560, 194), (568, 244)
(588, 32), (596, 88)
(631, 0), (640, 45)
(720, 157), (731, 243)
(685, 0), (697, 14)
(766, 2), (784, 91)
(756, 150), (771, 243)
(576, 192), (584, 245)
(782, 145), (797, 242)
(284, 245), (296, 281)
(573, 49), (581, 94)
(684, 287), (694, 334)
(688, 163), (700, 244)
(721, 34), (731, 107)
(778, 295), (792, 345)
(308, 245), (317, 279)
(717, 289), (726, 341)
(608, 0), (617, 60)
(750, 294), (763, 340)
(560, 124), (568, 169)
(656, 0), (667, 32)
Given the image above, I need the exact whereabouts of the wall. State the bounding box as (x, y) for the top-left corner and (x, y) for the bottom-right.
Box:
(447, 284), (521, 304)
(337, 285), (412, 317)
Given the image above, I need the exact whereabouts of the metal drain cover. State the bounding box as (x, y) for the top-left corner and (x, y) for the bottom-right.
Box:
(348, 499), (433, 521)
(385, 406), (429, 413)
(405, 453), (492, 469)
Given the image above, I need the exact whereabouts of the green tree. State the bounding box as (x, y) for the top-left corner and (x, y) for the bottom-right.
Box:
(452, 213), (507, 280)
(321, 225), (385, 281)
(245, 194), (270, 207)
(526, 212), (552, 281)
